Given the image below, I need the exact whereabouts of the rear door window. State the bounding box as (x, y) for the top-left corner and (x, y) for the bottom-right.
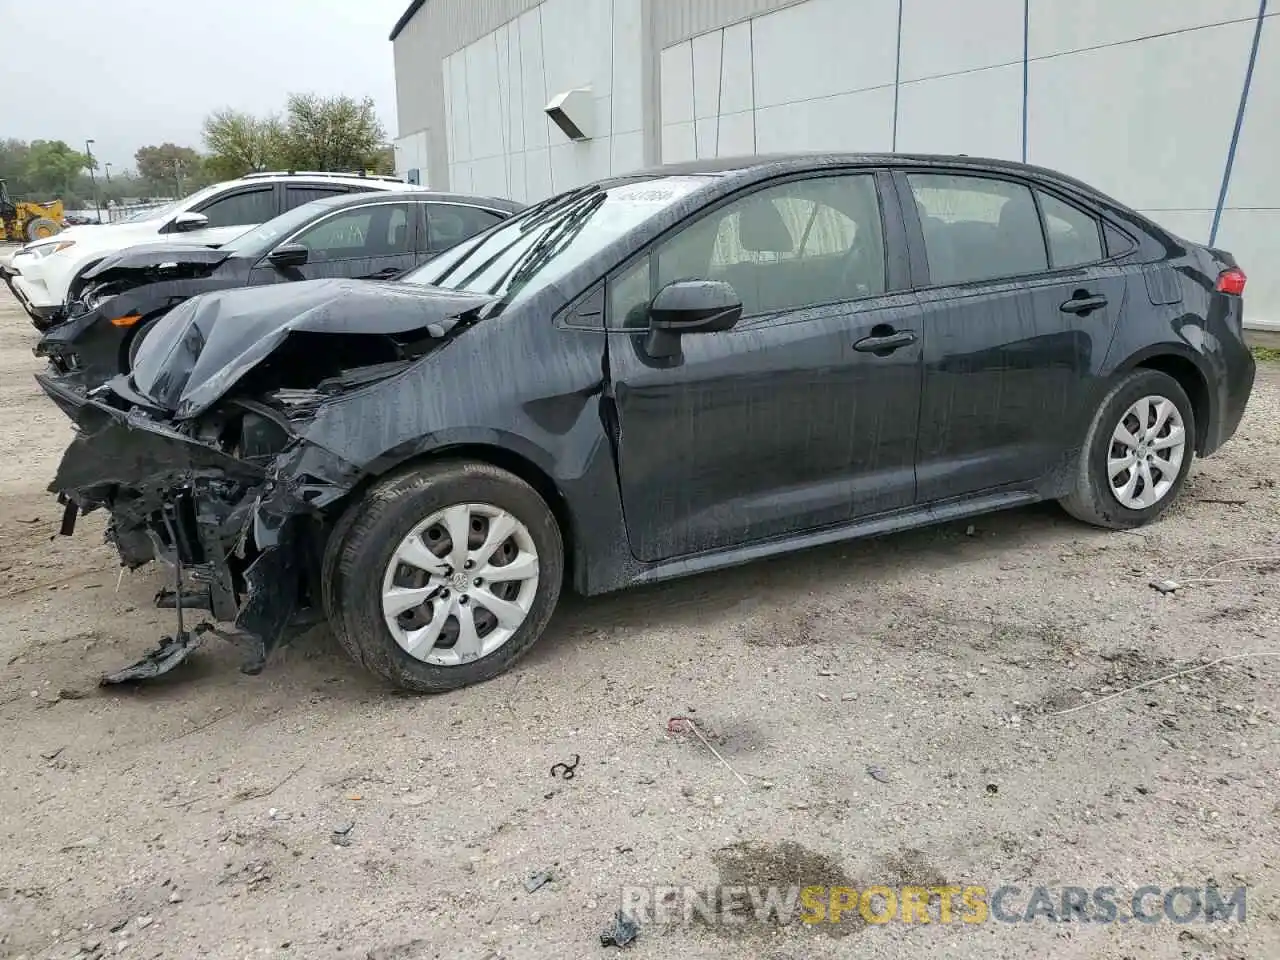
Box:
(284, 184), (350, 210)
(906, 174), (1047, 285)
(1038, 192), (1104, 268)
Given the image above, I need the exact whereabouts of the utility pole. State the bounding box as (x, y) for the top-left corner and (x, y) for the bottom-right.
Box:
(85, 139), (101, 221)
(104, 162), (112, 182)
(173, 158), (184, 198)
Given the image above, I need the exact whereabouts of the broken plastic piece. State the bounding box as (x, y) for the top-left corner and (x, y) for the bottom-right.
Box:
(600, 911), (639, 948)
(523, 870), (553, 893)
(154, 587), (213, 611)
(99, 627), (209, 685)
(59, 499), (79, 536)
(1150, 579), (1180, 594)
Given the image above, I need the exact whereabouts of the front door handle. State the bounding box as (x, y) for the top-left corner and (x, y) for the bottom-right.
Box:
(1060, 293), (1108, 315)
(853, 330), (917, 354)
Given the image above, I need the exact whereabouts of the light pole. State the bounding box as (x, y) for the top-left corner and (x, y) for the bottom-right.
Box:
(84, 139), (101, 221)
(102, 162), (113, 222)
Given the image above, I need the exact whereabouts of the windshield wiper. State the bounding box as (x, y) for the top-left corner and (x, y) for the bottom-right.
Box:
(484, 190), (607, 297)
(448, 185), (606, 293)
(432, 186), (600, 290)
(515, 184), (601, 234)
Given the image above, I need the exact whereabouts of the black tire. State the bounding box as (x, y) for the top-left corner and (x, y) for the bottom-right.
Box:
(1060, 369), (1196, 529)
(319, 494), (367, 657)
(331, 460), (563, 693)
(125, 314), (164, 371)
(26, 217), (60, 241)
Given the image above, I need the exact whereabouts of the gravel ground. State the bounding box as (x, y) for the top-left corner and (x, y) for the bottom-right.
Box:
(0, 287), (1276, 960)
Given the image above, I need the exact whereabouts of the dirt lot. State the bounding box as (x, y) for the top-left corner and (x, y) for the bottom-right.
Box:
(0, 285), (1277, 960)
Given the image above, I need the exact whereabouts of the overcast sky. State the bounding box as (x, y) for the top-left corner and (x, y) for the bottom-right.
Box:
(0, 0), (407, 171)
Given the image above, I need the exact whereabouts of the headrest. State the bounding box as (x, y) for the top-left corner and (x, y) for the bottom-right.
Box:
(739, 199), (794, 254)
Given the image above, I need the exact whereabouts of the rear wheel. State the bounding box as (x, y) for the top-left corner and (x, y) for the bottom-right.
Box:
(1060, 369), (1195, 529)
(330, 460), (563, 693)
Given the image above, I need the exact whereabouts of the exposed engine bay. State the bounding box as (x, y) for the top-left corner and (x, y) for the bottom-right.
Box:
(39, 278), (498, 681)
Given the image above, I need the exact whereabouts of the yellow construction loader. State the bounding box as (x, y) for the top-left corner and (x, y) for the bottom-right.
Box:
(0, 179), (64, 242)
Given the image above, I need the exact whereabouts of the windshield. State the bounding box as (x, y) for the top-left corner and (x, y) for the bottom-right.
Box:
(403, 175), (714, 304)
(219, 196), (351, 258)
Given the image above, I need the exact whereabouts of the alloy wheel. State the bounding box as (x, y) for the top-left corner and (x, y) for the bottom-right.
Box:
(1107, 395), (1187, 510)
(380, 502), (540, 665)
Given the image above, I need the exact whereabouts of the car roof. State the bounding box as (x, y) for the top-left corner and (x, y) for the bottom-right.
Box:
(300, 190), (525, 214)
(600, 152), (1130, 211)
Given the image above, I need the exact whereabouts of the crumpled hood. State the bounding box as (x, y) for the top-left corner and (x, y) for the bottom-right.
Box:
(82, 242), (231, 281)
(129, 278), (497, 419)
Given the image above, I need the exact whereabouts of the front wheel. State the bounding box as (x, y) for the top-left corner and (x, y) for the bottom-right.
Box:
(26, 217), (60, 241)
(1060, 369), (1196, 529)
(328, 460), (563, 693)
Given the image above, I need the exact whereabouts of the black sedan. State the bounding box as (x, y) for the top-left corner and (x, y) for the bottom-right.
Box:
(39, 154), (1255, 692)
(35, 189), (523, 385)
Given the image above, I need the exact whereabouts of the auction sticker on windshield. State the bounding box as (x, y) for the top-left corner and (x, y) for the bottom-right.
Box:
(611, 177), (710, 204)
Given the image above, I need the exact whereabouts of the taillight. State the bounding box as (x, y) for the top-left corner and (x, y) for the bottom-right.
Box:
(1215, 267), (1247, 296)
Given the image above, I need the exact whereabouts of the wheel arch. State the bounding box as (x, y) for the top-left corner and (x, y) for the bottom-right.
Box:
(335, 441), (578, 590)
(1112, 345), (1212, 453)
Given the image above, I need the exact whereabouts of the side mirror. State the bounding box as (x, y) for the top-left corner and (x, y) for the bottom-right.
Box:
(268, 243), (309, 268)
(168, 211), (209, 233)
(645, 280), (742, 359)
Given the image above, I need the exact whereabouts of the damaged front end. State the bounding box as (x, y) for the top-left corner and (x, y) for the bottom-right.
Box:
(39, 279), (497, 681)
(40, 372), (343, 677)
(37, 243), (237, 386)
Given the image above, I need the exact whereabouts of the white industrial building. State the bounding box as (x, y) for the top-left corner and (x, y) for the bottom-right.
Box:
(391, 0), (1277, 328)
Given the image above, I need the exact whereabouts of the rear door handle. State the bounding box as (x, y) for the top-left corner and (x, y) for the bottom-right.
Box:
(1060, 293), (1108, 315)
(853, 330), (917, 354)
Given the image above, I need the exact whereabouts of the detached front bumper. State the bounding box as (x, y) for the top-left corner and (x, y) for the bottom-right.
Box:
(38, 373), (349, 673)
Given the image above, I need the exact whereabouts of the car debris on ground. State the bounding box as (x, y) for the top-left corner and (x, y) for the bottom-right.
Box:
(522, 870), (553, 893)
(599, 911), (639, 949)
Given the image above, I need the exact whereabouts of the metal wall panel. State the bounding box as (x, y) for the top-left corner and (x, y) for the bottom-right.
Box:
(395, 0), (803, 186)
(650, 0), (807, 47)
(393, 0), (542, 189)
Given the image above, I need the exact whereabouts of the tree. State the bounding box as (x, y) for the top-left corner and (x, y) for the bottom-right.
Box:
(201, 93), (391, 179)
(202, 109), (285, 179)
(135, 143), (202, 186)
(0, 139), (33, 194)
(25, 140), (91, 197)
(371, 144), (395, 176)
(280, 93), (386, 172)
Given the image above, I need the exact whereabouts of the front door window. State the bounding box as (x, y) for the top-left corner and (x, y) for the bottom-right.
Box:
(610, 173), (886, 328)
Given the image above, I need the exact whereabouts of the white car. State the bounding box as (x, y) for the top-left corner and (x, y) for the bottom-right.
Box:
(4, 171), (419, 328)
